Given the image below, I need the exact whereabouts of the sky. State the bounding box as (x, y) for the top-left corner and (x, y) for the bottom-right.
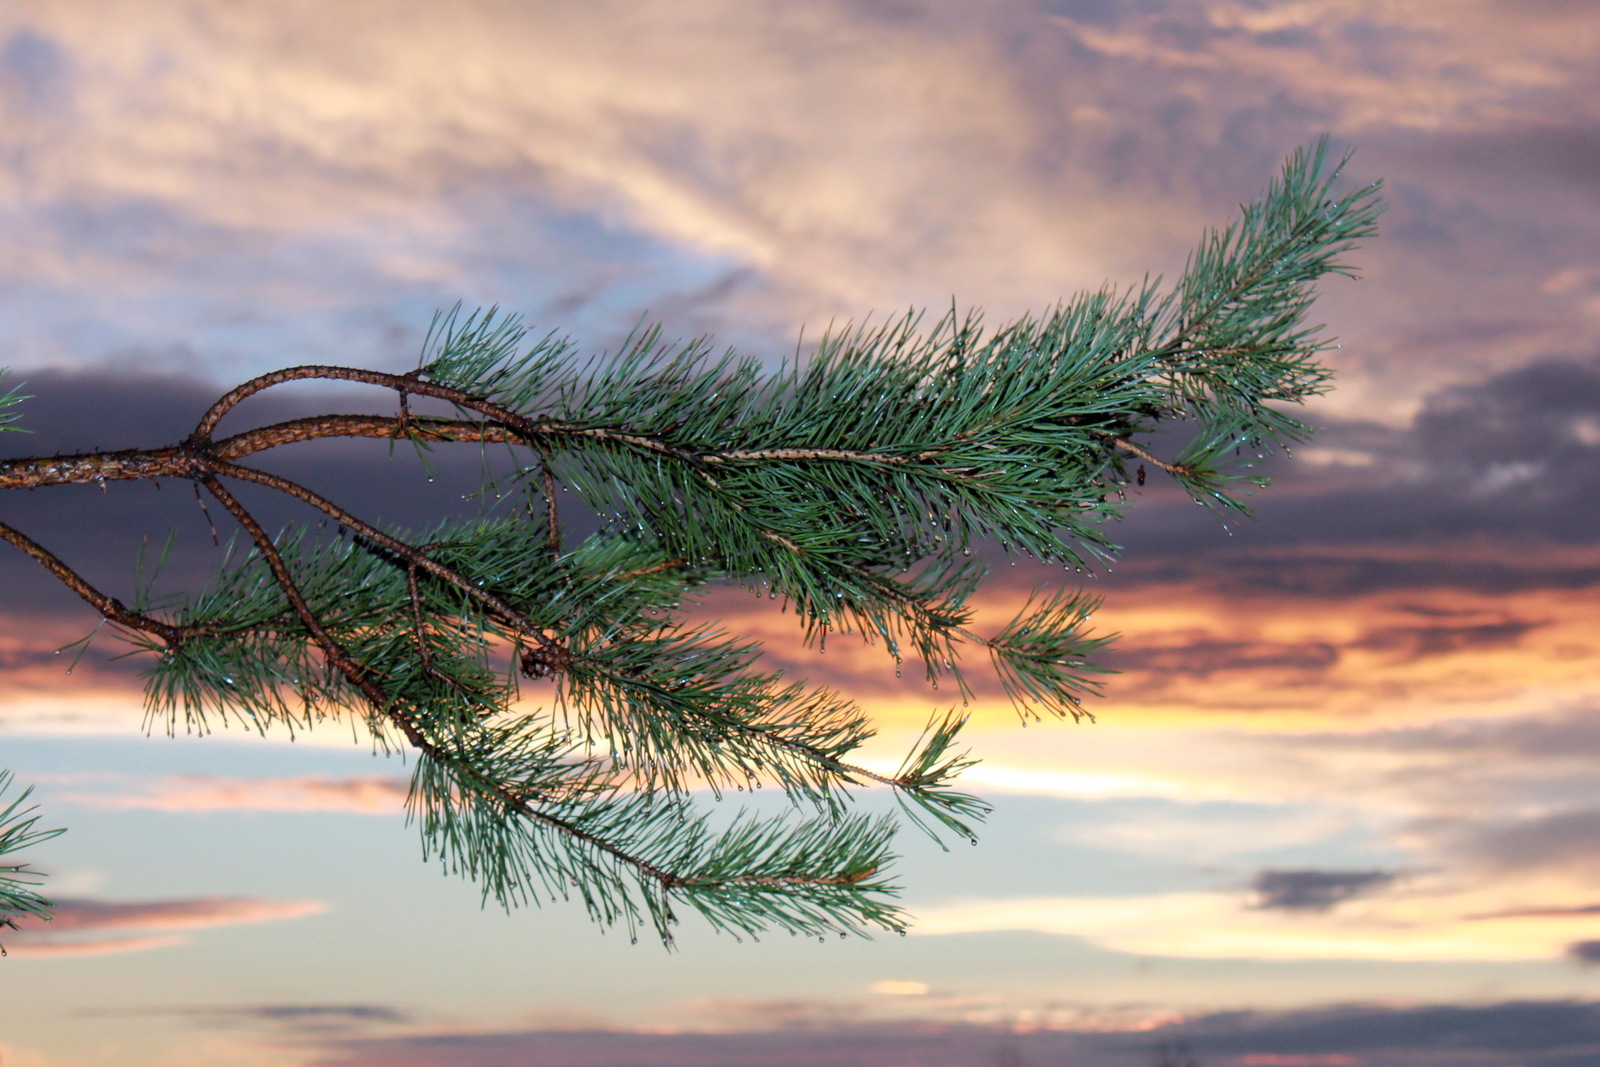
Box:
(1, 1), (1599, 1065)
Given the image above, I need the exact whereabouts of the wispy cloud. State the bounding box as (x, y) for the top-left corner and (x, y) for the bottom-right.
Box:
(4, 895), (326, 957)
(85, 1003), (410, 1035)
(58, 774), (408, 815)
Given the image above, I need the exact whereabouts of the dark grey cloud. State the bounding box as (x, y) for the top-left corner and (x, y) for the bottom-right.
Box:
(1166, 999), (1600, 1058)
(0, 26), (73, 118)
(1350, 619), (1545, 662)
(305, 999), (1600, 1067)
(1104, 637), (1341, 678)
(1096, 612), (1542, 701)
(1249, 868), (1400, 912)
(1413, 356), (1600, 498)
(1567, 941), (1600, 965)
(1408, 121), (1600, 208)
(1452, 808), (1600, 876)
(1108, 354), (1600, 596)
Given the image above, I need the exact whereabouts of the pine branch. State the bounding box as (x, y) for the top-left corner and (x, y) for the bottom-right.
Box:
(0, 143), (1381, 943)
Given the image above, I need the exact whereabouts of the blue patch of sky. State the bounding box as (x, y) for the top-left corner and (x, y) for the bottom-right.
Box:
(0, 185), (758, 383)
(0, 26), (74, 116)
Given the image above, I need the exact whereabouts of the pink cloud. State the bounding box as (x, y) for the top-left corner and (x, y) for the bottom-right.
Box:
(4, 934), (187, 958)
(60, 775), (409, 815)
(4, 895), (326, 957)
(22, 896), (326, 934)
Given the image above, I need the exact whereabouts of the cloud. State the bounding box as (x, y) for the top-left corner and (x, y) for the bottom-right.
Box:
(302, 1024), (1099, 1067)
(1447, 808), (1600, 877)
(869, 981), (930, 996)
(87, 1003), (410, 1034)
(910, 879), (1600, 962)
(1173, 999), (1600, 1059)
(0, 26), (73, 119)
(1568, 941), (1600, 965)
(3, 894), (326, 956)
(5, 933), (188, 958)
(0, 0), (1579, 417)
(1111, 354), (1600, 580)
(299, 999), (1600, 1067)
(1106, 636), (1342, 679)
(60, 774), (409, 815)
(1249, 869), (1400, 913)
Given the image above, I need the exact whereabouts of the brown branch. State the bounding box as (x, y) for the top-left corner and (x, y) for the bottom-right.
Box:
(539, 454), (561, 555)
(215, 414), (515, 459)
(200, 457), (567, 653)
(702, 447), (920, 465)
(1108, 436), (1191, 476)
(1, 411), (964, 494)
(192, 364), (706, 468)
(0, 366), (943, 915)
(197, 474), (695, 891)
(199, 456), (881, 803)
(0, 520), (183, 644)
(611, 558), (688, 582)
(2, 368), (958, 867)
(406, 562), (434, 676)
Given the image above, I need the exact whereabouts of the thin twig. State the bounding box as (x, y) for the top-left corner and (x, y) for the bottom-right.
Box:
(611, 558), (688, 582)
(0, 521), (183, 644)
(406, 563), (433, 675)
(198, 474), (696, 890)
(1108, 436), (1191, 476)
(202, 458), (567, 654)
(540, 453), (560, 555)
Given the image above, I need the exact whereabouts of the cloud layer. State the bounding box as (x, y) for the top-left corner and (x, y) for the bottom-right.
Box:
(298, 999), (1600, 1067)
